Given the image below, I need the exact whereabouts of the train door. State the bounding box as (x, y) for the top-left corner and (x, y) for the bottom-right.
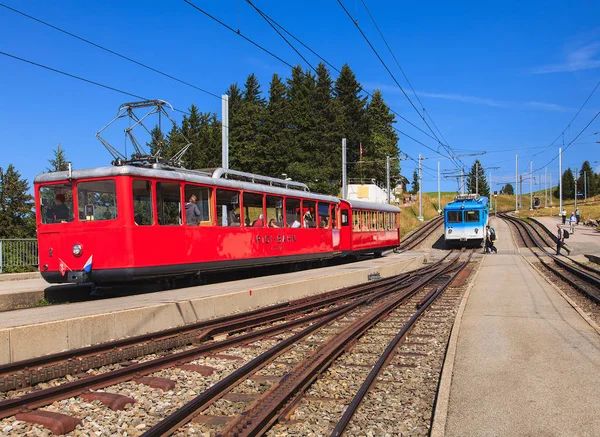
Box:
(338, 200), (352, 254)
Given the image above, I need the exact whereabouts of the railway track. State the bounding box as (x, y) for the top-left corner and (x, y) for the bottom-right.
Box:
(499, 213), (600, 305)
(398, 215), (443, 251)
(0, 251), (475, 436)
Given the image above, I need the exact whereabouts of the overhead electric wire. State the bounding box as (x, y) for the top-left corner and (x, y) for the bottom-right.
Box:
(243, 0), (448, 155)
(337, 0), (464, 171)
(0, 2), (224, 101)
(0, 50), (190, 116)
(358, 0), (463, 169)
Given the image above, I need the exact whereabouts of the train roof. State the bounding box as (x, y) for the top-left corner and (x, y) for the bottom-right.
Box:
(34, 165), (341, 204)
(343, 199), (401, 213)
(444, 195), (489, 211)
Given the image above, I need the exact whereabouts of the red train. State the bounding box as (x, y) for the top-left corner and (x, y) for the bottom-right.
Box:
(34, 165), (401, 285)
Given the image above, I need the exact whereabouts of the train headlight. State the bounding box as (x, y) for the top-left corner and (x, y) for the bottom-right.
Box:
(72, 244), (83, 257)
(475, 228), (479, 234)
(448, 228), (452, 234)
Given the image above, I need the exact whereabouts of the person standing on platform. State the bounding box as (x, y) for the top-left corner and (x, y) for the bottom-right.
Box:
(561, 208), (567, 225)
(556, 224), (565, 255)
(575, 208), (580, 224)
(569, 212), (577, 234)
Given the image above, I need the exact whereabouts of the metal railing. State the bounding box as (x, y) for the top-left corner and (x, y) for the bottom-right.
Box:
(0, 239), (38, 274)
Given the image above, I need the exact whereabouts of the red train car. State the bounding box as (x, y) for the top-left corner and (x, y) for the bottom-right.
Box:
(34, 165), (400, 285)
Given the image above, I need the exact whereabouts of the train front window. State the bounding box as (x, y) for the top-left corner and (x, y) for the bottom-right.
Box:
(156, 182), (182, 225)
(40, 184), (74, 224)
(133, 180), (153, 225)
(465, 210), (480, 223)
(184, 185), (211, 225)
(447, 211), (462, 223)
(77, 180), (117, 221)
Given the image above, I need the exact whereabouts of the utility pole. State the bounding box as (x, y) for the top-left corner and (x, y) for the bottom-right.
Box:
(476, 161), (479, 195)
(461, 167), (465, 195)
(559, 148), (562, 214)
(584, 171), (587, 200)
(545, 167), (548, 208)
(574, 168), (578, 210)
(342, 138), (347, 199)
(221, 94), (229, 169)
(386, 155), (390, 204)
(550, 173), (553, 205)
(437, 161), (441, 213)
(515, 154), (519, 212)
(530, 160), (533, 210)
(489, 172), (493, 214)
(519, 175), (523, 208)
(418, 154), (423, 221)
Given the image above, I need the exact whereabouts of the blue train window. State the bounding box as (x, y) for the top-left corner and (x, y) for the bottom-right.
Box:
(447, 211), (462, 223)
(465, 211), (480, 222)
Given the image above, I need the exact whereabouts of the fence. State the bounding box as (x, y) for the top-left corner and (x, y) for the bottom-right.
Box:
(0, 239), (38, 274)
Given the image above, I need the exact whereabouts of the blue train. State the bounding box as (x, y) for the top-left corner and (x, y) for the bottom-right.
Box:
(444, 194), (489, 246)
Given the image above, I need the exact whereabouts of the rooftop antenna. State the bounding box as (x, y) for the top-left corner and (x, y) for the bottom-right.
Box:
(95, 99), (191, 167)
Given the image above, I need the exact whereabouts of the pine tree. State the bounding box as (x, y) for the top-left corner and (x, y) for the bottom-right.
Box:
(364, 89), (400, 185)
(578, 160), (596, 197)
(181, 105), (203, 169)
(501, 183), (514, 195)
(558, 168), (575, 199)
(410, 169), (419, 194)
(465, 160), (489, 196)
(148, 126), (167, 158)
(258, 73), (289, 178)
(333, 64), (368, 181)
(0, 165), (35, 238)
(229, 74), (266, 172)
(47, 142), (70, 172)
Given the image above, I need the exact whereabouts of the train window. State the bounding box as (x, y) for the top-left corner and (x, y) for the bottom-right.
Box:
(378, 212), (385, 231)
(216, 189), (240, 226)
(132, 180), (153, 225)
(331, 205), (338, 228)
(77, 180), (117, 222)
(318, 203), (330, 228)
(156, 182), (182, 226)
(361, 211), (369, 231)
(285, 198), (301, 228)
(465, 210), (480, 223)
(266, 196), (284, 228)
(184, 185), (211, 225)
(40, 184), (74, 224)
(353, 210), (360, 231)
(447, 211), (462, 223)
(243, 192), (264, 227)
(341, 209), (349, 227)
(302, 200), (316, 228)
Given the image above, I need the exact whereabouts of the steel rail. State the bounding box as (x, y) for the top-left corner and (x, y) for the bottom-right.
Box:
(331, 253), (471, 436)
(399, 216), (443, 251)
(499, 213), (600, 304)
(0, 259), (450, 419)
(141, 254), (462, 436)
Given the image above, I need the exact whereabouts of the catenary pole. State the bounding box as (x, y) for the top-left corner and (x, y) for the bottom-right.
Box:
(530, 160), (533, 209)
(418, 154), (423, 221)
(584, 171), (587, 200)
(476, 161), (479, 195)
(221, 94), (229, 169)
(515, 154), (518, 212)
(559, 148), (562, 214)
(342, 138), (347, 199)
(386, 155), (390, 204)
(574, 168), (578, 210)
(545, 167), (548, 208)
(437, 161), (441, 213)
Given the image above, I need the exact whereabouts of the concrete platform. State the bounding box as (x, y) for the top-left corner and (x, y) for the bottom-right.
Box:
(534, 215), (600, 259)
(0, 252), (427, 365)
(434, 215), (600, 436)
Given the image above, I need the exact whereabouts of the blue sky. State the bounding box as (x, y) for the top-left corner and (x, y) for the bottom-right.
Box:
(1, 0), (599, 194)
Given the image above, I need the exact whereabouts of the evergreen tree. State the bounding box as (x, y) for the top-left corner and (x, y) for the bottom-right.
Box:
(258, 73), (289, 178)
(229, 74), (266, 172)
(148, 126), (167, 158)
(579, 160), (596, 197)
(47, 142), (70, 172)
(166, 123), (185, 166)
(0, 165), (35, 238)
(181, 104), (203, 169)
(557, 168), (575, 199)
(465, 159), (489, 196)
(410, 169), (419, 194)
(364, 89), (400, 185)
(501, 183), (514, 195)
(333, 64), (368, 181)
